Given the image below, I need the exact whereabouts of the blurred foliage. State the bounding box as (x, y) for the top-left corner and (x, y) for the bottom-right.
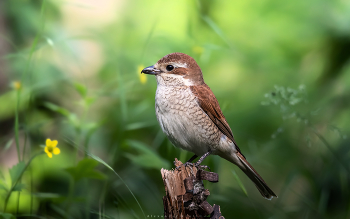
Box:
(0, 0), (350, 218)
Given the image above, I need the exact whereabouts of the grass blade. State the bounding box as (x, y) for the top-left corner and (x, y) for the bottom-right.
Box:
(88, 153), (146, 219)
(231, 170), (248, 197)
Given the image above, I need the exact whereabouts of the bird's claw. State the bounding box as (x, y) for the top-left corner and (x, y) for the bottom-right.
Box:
(184, 162), (194, 167)
(194, 163), (211, 171)
(175, 162), (194, 171)
(174, 161), (210, 171)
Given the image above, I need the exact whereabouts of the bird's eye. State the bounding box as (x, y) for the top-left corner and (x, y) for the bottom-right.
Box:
(166, 65), (174, 71)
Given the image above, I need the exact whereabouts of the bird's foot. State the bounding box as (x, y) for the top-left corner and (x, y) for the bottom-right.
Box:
(184, 162), (194, 167)
(174, 161), (210, 171)
(175, 162), (194, 171)
(194, 162), (211, 171)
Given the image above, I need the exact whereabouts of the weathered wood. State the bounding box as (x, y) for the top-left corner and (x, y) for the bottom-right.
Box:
(184, 176), (195, 192)
(211, 205), (225, 219)
(197, 169), (219, 182)
(161, 158), (225, 219)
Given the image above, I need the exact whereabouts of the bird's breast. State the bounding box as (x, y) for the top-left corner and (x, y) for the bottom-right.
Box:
(155, 85), (222, 156)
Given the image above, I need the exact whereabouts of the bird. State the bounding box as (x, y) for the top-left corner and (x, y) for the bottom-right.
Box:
(141, 52), (277, 200)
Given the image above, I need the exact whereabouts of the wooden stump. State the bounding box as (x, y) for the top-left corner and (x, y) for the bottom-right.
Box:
(161, 158), (225, 219)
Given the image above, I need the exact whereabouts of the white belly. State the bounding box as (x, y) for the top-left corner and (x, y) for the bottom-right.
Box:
(155, 85), (220, 156)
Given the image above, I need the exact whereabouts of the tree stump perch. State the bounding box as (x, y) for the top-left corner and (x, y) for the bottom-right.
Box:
(161, 158), (225, 219)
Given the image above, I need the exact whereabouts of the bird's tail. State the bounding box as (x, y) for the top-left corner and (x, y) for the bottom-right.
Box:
(234, 152), (277, 200)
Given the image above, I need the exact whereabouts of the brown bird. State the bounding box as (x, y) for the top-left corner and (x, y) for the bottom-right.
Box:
(141, 53), (277, 199)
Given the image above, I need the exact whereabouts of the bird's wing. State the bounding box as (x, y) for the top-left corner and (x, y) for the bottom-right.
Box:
(190, 84), (244, 156)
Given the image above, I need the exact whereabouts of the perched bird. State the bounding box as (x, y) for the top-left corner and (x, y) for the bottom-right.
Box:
(141, 53), (277, 199)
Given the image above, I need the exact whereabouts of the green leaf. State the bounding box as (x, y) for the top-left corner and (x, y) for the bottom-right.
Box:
(125, 140), (170, 169)
(13, 183), (26, 192)
(0, 183), (8, 192)
(3, 139), (14, 151)
(9, 161), (25, 187)
(67, 113), (80, 128)
(74, 82), (87, 97)
(84, 96), (96, 107)
(86, 122), (98, 133)
(88, 154), (114, 171)
(65, 158), (106, 182)
(0, 213), (16, 219)
(44, 102), (70, 117)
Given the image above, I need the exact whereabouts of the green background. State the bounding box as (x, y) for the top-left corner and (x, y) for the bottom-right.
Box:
(0, 0), (349, 218)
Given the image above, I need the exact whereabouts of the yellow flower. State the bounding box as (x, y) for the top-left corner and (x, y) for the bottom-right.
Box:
(138, 65), (147, 84)
(12, 81), (21, 90)
(44, 139), (60, 158)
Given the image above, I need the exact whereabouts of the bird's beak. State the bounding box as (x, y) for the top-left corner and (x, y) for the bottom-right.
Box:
(141, 65), (161, 75)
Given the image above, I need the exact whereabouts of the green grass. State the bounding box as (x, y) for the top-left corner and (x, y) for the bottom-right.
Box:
(0, 0), (350, 218)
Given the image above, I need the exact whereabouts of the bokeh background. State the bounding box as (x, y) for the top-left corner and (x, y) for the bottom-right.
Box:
(1, 0), (350, 218)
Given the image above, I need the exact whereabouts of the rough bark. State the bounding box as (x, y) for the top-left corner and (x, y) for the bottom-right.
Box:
(161, 159), (225, 219)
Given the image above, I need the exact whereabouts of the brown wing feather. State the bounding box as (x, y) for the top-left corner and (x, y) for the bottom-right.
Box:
(190, 85), (244, 156)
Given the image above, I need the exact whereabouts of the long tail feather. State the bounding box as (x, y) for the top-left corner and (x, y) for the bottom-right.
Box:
(236, 152), (277, 200)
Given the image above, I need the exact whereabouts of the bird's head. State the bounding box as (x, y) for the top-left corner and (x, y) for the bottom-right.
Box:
(141, 53), (205, 86)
